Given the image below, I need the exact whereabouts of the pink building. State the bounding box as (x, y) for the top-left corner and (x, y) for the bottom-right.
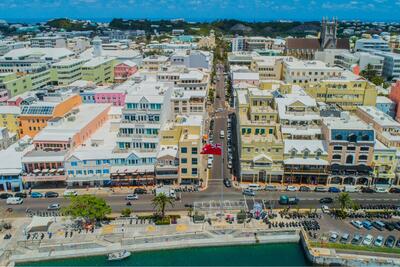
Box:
(94, 89), (126, 106)
(389, 81), (400, 121)
(114, 60), (138, 83)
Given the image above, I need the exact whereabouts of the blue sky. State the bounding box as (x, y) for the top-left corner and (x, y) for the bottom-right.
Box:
(0, 0), (399, 22)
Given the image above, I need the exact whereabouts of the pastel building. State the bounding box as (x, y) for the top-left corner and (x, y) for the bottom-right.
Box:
(372, 141), (397, 186)
(94, 88), (126, 106)
(114, 60), (138, 83)
(376, 96), (396, 118)
(232, 71), (259, 87)
(51, 58), (86, 86)
(389, 81), (400, 121)
(82, 57), (116, 84)
(0, 105), (20, 135)
(19, 94), (82, 138)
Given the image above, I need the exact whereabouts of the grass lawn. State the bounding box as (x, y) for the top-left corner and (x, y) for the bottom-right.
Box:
(310, 241), (400, 254)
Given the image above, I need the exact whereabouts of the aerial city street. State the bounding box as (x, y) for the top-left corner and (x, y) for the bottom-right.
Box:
(0, 1), (400, 266)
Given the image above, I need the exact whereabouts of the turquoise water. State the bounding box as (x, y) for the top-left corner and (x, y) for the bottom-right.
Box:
(17, 243), (311, 266)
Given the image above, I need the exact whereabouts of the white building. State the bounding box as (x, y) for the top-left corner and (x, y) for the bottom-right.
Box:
(370, 51), (400, 80)
(355, 38), (390, 52)
(170, 50), (213, 70)
(334, 51), (384, 76)
(30, 36), (67, 48)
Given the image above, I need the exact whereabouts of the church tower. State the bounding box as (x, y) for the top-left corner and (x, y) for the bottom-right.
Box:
(320, 17), (338, 50)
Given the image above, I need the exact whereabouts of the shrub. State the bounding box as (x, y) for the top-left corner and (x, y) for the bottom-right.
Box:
(155, 217), (170, 225)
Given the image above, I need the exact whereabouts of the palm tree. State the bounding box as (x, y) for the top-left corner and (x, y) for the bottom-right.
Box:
(152, 193), (175, 218)
(338, 192), (352, 211)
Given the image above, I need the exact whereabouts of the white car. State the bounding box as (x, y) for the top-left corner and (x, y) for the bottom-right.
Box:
(63, 190), (78, 197)
(374, 235), (384, 247)
(362, 234), (373, 246)
(125, 194), (139, 201)
(321, 205), (330, 214)
(351, 220), (363, 229)
(375, 187), (388, 193)
(286, 185), (298, 192)
(47, 203), (60, 210)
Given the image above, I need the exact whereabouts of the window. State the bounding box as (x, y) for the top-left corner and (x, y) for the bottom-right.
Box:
(67, 170), (74, 175)
(96, 160), (101, 165)
(181, 158), (187, 164)
(71, 162), (78, 166)
(346, 155), (354, 164)
(359, 155), (368, 161)
(76, 170), (82, 175)
(347, 146), (356, 151)
(192, 168), (198, 175)
(347, 134), (357, 143)
(332, 154), (341, 160)
(335, 134), (343, 140)
(103, 169), (110, 174)
(333, 146), (342, 151)
(192, 158), (198, 165)
(181, 168), (187, 174)
(192, 148), (198, 154)
(96, 170), (102, 174)
(269, 129), (273, 134)
(181, 147), (187, 153)
(360, 147), (369, 151)
(241, 128), (246, 135)
(83, 160), (87, 165)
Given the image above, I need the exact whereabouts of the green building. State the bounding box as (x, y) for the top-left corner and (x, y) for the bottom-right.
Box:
(82, 57), (116, 84)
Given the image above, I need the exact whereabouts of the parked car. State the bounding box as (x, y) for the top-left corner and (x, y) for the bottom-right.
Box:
(286, 185), (298, 192)
(329, 232), (339, 243)
(14, 192), (27, 198)
(299, 186), (311, 192)
(134, 188), (147, 194)
(384, 222), (395, 231)
(374, 235), (384, 247)
(389, 187), (400, 193)
(63, 190), (77, 197)
(328, 187), (341, 193)
(361, 187), (375, 193)
(248, 184), (262, 191)
(351, 234), (363, 245)
(265, 185), (278, 191)
(30, 192), (43, 198)
(314, 186), (328, 192)
(385, 235), (396, 248)
(393, 221), (400, 231)
(319, 197), (333, 204)
(223, 179), (232, 188)
(362, 220), (373, 230)
(0, 193), (13, 199)
(125, 194), (138, 201)
(340, 233), (350, 244)
(45, 191), (59, 198)
(396, 239), (400, 248)
(362, 234), (374, 246)
(47, 203), (60, 210)
(6, 197), (23, 205)
(372, 221), (385, 231)
(351, 220), (363, 229)
(242, 189), (255, 197)
(375, 187), (388, 193)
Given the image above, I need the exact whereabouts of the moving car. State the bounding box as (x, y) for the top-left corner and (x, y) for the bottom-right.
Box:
(321, 205), (330, 214)
(223, 179), (232, 188)
(299, 186), (311, 192)
(319, 197), (333, 204)
(0, 193), (13, 199)
(242, 189), (255, 197)
(389, 187), (400, 193)
(374, 235), (384, 247)
(125, 194), (138, 201)
(14, 192), (27, 198)
(286, 185), (298, 192)
(265, 185), (278, 191)
(63, 190), (77, 197)
(328, 187), (341, 193)
(6, 197), (23, 205)
(248, 184), (262, 191)
(30, 192), (43, 198)
(362, 234), (373, 246)
(279, 195), (299, 205)
(385, 235), (396, 248)
(219, 130), (225, 139)
(45, 191), (59, 198)
(47, 203), (60, 210)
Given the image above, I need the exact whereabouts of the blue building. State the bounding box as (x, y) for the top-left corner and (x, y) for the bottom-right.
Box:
(80, 90), (96, 103)
(376, 96), (396, 118)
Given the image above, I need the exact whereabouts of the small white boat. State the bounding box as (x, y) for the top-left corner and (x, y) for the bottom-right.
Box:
(108, 250), (131, 261)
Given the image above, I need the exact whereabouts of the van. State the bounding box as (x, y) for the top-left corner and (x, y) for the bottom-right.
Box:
(6, 197), (23, 205)
(207, 158), (213, 168)
(344, 186), (359, 193)
(220, 130), (225, 139)
(248, 184), (262, 191)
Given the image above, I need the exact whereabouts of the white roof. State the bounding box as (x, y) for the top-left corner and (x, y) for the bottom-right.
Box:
(119, 60), (137, 67)
(284, 139), (328, 154)
(2, 48), (74, 60)
(83, 57), (115, 68)
(376, 96), (394, 104)
(179, 70), (204, 80)
(358, 106), (400, 128)
(323, 115), (371, 130)
(0, 136), (33, 175)
(157, 146), (178, 158)
(0, 105), (20, 114)
(52, 58), (86, 67)
(282, 127), (321, 136)
(232, 72), (259, 81)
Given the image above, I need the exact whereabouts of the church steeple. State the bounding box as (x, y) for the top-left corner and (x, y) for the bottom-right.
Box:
(320, 17), (338, 50)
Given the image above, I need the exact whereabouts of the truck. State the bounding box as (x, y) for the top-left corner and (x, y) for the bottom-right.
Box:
(343, 186), (359, 193)
(279, 195), (299, 205)
(155, 187), (176, 198)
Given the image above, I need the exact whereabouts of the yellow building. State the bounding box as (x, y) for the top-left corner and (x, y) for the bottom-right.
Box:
(81, 57), (116, 84)
(305, 75), (377, 111)
(236, 88), (284, 183)
(250, 56), (284, 80)
(372, 141), (397, 186)
(157, 115), (204, 185)
(0, 105), (20, 136)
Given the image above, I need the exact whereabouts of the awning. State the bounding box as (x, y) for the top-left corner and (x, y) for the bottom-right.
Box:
(49, 169), (57, 173)
(284, 158), (328, 166)
(42, 169), (49, 173)
(33, 169), (40, 174)
(57, 168), (64, 172)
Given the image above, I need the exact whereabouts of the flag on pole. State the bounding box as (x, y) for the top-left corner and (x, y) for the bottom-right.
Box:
(200, 143), (222, 155)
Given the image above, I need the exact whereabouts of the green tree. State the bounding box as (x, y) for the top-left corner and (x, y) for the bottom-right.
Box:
(360, 64), (385, 86)
(152, 193), (175, 218)
(338, 192), (353, 211)
(121, 208), (132, 217)
(62, 195), (111, 222)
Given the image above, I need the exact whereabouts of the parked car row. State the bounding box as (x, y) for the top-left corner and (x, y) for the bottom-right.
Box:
(1, 190), (78, 204)
(351, 219), (400, 231)
(226, 117), (234, 169)
(254, 184), (400, 194)
(329, 231), (400, 248)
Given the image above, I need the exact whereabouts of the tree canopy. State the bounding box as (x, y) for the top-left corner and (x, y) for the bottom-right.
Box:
(62, 195), (111, 222)
(338, 192), (353, 211)
(152, 193), (175, 218)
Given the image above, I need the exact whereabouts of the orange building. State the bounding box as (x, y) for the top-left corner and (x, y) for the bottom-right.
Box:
(19, 94), (82, 138)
